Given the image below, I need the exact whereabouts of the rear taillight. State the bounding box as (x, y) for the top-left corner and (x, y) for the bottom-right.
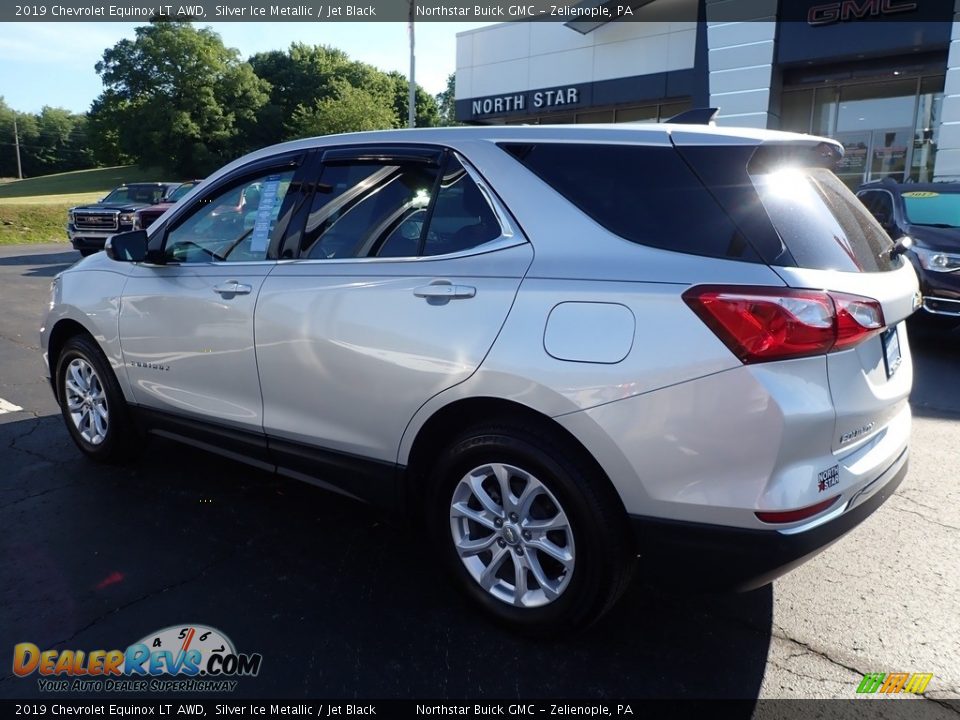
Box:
(683, 285), (885, 363)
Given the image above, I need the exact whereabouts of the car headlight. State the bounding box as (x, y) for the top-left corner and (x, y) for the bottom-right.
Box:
(68, 211), (75, 224)
(912, 246), (960, 272)
(119, 213), (135, 225)
(49, 276), (60, 310)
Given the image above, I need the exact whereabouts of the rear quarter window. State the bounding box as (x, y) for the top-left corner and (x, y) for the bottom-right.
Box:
(500, 143), (760, 263)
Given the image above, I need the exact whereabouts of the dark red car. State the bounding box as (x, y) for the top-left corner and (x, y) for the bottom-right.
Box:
(133, 180), (203, 230)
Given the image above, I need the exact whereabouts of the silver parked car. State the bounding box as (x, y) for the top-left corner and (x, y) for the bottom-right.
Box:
(41, 124), (918, 631)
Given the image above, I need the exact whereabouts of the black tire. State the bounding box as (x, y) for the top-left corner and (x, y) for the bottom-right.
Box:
(429, 421), (635, 633)
(78, 249), (98, 257)
(55, 333), (142, 463)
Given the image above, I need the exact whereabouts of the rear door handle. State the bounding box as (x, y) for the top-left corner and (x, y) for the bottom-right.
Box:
(212, 281), (252, 296)
(414, 283), (476, 299)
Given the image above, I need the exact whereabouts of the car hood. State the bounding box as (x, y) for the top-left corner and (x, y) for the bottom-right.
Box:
(139, 202), (173, 214)
(71, 203), (150, 213)
(905, 223), (960, 252)
(65, 247), (133, 274)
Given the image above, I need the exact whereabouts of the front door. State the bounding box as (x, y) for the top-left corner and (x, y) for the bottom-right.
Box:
(119, 162), (302, 438)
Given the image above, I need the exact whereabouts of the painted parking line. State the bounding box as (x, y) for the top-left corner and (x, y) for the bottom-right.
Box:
(0, 398), (24, 414)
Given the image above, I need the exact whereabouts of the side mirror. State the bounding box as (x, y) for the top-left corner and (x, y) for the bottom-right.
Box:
(105, 230), (148, 262)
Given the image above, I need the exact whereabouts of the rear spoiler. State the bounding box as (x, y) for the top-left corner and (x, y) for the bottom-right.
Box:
(666, 108), (720, 125)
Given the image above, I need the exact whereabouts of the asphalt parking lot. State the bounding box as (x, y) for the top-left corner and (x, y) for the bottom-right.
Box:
(0, 243), (957, 705)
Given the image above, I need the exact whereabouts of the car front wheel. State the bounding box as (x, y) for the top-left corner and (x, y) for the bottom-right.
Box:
(55, 334), (141, 462)
(431, 422), (635, 633)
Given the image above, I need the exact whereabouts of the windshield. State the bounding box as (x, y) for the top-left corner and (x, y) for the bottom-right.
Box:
(902, 191), (960, 228)
(169, 182), (198, 202)
(102, 185), (165, 205)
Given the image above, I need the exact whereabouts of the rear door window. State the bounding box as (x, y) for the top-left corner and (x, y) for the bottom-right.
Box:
(300, 153), (504, 259)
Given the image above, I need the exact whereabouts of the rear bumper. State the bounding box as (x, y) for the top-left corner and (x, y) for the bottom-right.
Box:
(629, 449), (908, 592)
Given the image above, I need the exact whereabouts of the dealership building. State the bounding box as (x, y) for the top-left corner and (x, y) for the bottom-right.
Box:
(454, 0), (960, 185)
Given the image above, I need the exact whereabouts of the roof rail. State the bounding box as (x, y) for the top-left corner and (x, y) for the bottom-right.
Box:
(666, 108), (720, 125)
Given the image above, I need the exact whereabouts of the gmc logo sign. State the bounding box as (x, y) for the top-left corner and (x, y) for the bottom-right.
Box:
(808, 0), (918, 26)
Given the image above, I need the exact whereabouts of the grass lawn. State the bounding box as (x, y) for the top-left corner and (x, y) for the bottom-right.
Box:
(0, 165), (175, 245)
(0, 165), (171, 200)
(0, 203), (71, 245)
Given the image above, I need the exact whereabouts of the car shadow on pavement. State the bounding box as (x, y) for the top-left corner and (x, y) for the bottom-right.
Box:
(0, 249), (79, 277)
(908, 322), (960, 420)
(0, 418), (772, 703)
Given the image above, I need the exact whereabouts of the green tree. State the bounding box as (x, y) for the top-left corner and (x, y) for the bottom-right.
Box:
(249, 44), (354, 147)
(90, 21), (268, 176)
(287, 80), (398, 139)
(387, 71), (440, 128)
(0, 98), (17, 178)
(250, 43), (438, 142)
(436, 73), (460, 126)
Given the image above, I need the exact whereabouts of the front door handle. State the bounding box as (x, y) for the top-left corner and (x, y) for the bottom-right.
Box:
(413, 283), (476, 299)
(213, 281), (252, 296)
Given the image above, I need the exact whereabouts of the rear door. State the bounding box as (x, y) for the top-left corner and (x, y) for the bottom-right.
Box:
(255, 146), (532, 496)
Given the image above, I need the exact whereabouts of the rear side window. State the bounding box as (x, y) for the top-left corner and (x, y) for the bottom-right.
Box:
(500, 143), (759, 262)
(301, 153), (503, 260)
(752, 168), (896, 272)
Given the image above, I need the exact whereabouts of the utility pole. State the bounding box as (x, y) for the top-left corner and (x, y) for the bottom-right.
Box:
(408, 0), (416, 128)
(13, 115), (23, 180)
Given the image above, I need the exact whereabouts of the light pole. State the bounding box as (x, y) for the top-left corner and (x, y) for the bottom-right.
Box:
(408, 1), (416, 128)
(13, 115), (23, 180)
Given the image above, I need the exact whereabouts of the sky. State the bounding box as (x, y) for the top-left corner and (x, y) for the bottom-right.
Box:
(0, 21), (489, 114)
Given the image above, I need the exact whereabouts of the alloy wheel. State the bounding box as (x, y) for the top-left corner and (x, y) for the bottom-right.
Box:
(450, 462), (575, 608)
(64, 357), (109, 445)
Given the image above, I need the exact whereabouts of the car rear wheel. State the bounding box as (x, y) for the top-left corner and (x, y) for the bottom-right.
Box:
(78, 249), (98, 257)
(56, 334), (141, 463)
(430, 421), (635, 633)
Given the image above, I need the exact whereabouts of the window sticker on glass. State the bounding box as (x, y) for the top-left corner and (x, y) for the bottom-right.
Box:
(250, 175), (282, 252)
(902, 191), (940, 198)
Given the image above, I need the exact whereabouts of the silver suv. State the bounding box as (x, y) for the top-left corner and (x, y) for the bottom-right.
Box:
(41, 124), (917, 631)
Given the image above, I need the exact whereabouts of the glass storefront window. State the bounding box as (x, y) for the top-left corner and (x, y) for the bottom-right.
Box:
(659, 100), (693, 121)
(539, 114), (575, 125)
(836, 79), (917, 132)
(781, 89), (813, 133)
(813, 87), (838, 137)
(785, 74), (945, 185)
(911, 76), (944, 182)
(576, 110), (614, 123)
(616, 106), (658, 123)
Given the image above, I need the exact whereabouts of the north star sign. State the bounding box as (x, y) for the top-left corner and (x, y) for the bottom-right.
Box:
(470, 87), (582, 117)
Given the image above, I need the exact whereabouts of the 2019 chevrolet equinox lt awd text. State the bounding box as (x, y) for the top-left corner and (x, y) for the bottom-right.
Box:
(41, 124), (918, 631)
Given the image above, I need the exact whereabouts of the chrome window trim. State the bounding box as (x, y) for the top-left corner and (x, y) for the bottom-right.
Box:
(279, 235), (528, 266)
(454, 151), (520, 240)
